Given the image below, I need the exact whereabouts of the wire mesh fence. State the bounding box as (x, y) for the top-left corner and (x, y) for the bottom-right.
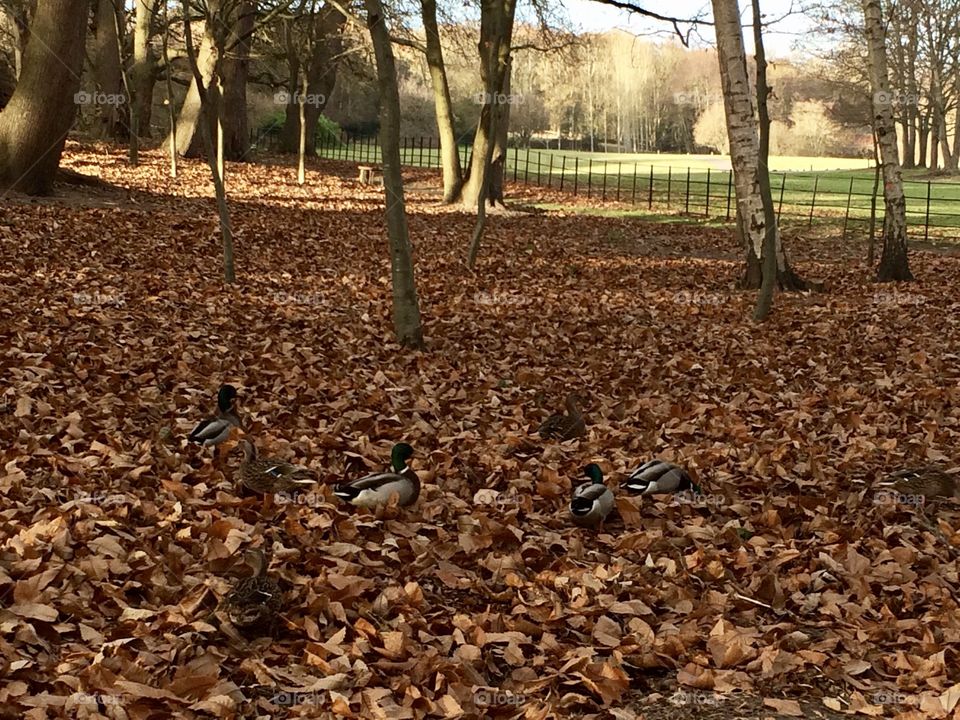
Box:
(305, 134), (960, 240)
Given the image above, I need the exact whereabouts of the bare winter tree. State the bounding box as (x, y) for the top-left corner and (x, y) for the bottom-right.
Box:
(276, 1), (346, 156)
(456, 0), (517, 209)
(862, 0), (912, 280)
(365, 0), (424, 347)
(750, 0), (777, 320)
(181, 0), (236, 282)
(711, 0), (805, 291)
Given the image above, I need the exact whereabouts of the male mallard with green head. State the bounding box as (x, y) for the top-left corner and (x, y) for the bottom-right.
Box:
(622, 459), (700, 495)
(333, 442), (419, 508)
(569, 463), (615, 529)
(881, 465), (960, 500)
(538, 393), (586, 441)
(237, 439), (317, 495)
(189, 384), (241, 448)
(225, 548), (282, 633)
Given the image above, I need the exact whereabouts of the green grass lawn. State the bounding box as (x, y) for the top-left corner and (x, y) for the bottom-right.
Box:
(312, 139), (960, 234)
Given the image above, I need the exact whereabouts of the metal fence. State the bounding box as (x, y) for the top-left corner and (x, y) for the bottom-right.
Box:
(311, 134), (960, 239)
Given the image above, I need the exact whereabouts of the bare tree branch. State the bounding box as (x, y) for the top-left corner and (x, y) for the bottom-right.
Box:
(589, 0), (711, 46)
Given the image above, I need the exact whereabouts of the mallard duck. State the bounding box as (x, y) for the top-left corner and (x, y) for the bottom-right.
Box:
(622, 459), (700, 495)
(538, 393), (586, 441)
(237, 439), (317, 495)
(569, 463), (615, 529)
(188, 384), (241, 448)
(881, 466), (960, 500)
(333, 442), (419, 508)
(225, 548), (282, 632)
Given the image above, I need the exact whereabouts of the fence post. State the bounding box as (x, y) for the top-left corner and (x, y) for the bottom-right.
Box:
(808, 175), (819, 227)
(419, 136), (424, 167)
(842, 177), (854, 242)
(602, 162), (607, 200)
(631, 163), (638, 204)
(616, 162), (622, 201)
(777, 173), (786, 218)
(725, 172), (733, 220)
(513, 147), (519, 182)
(524, 147), (530, 185)
(574, 158), (579, 195)
(705, 168), (711, 217)
(587, 159), (593, 198)
(548, 154), (554, 189)
(648, 165), (654, 209)
(684, 167), (691, 214)
(925, 180), (932, 241)
(667, 167), (672, 207)
(536, 151), (542, 185)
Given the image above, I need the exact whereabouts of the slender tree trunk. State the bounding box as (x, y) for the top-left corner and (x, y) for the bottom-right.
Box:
(457, 0), (517, 208)
(711, 0), (805, 291)
(467, 24), (504, 269)
(297, 68), (306, 185)
(0, 0), (88, 195)
(868, 127), (880, 265)
(421, 0), (461, 202)
(182, 0), (235, 284)
(162, 0), (177, 177)
(917, 110), (928, 168)
(365, 0), (424, 348)
(862, 0), (912, 281)
(751, 0), (777, 321)
(167, 12), (218, 158)
(902, 8), (918, 169)
(930, 102), (939, 170)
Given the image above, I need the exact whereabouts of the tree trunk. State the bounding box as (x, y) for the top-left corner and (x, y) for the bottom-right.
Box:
(131, 0), (156, 136)
(862, 0), (912, 281)
(220, 0), (255, 161)
(92, 0), (124, 140)
(182, 0), (235, 284)
(422, 0), (461, 202)
(466, 13), (505, 269)
(167, 14), (218, 158)
(457, 0), (517, 208)
(917, 110), (928, 167)
(750, 0), (777, 321)
(711, 0), (804, 291)
(278, 5), (345, 155)
(930, 102), (939, 170)
(297, 67), (306, 184)
(162, 0), (177, 177)
(0, 0), (87, 195)
(365, 0), (424, 348)
(868, 127), (880, 265)
(950, 71), (960, 173)
(902, 21), (918, 169)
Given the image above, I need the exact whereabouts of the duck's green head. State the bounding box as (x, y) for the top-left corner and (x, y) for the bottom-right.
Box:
(583, 463), (604, 484)
(218, 384), (239, 411)
(391, 442), (415, 471)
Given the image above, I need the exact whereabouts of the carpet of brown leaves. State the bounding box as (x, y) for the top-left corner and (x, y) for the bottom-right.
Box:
(1, 142), (960, 719)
